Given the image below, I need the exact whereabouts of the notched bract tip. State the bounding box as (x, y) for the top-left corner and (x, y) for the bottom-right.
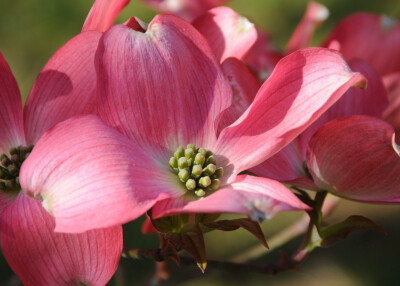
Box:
(353, 73), (368, 90)
(392, 134), (400, 156)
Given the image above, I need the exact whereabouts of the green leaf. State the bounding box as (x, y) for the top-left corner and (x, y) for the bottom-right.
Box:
(166, 225), (207, 272)
(149, 214), (189, 233)
(319, 215), (386, 247)
(201, 218), (268, 248)
(195, 213), (220, 224)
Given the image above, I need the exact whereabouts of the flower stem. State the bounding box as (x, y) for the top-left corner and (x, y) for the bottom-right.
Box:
(229, 213), (310, 263)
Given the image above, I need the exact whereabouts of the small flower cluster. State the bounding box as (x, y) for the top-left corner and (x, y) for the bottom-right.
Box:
(169, 144), (222, 197)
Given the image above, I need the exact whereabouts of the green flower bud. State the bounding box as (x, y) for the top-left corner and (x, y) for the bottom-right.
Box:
(215, 167), (223, 178)
(185, 148), (195, 159)
(199, 176), (211, 188)
(169, 157), (178, 169)
(205, 150), (213, 158)
(11, 154), (19, 163)
(187, 144), (196, 150)
(186, 179), (196, 191)
(1, 156), (10, 167)
(194, 153), (205, 166)
(5, 181), (16, 190)
(206, 155), (216, 165)
(195, 189), (206, 197)
(178, 169), (190, 182)
(20, 146), (29, 154)
(7, 165), (18, 175)
(178, 157), (188, 169)
(210, 179), (220, 191)
(174, 146), (185, 160)
(203, 164), (216, 176)
(197, 148), (206, 156)
(192, 165), (203, 178)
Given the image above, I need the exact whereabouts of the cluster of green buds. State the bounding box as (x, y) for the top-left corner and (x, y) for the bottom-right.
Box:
(169, 144), (223, 197)
(0, 145), (34, 192)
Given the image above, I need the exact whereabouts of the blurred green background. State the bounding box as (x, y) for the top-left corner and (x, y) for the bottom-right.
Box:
(0, 0), (400, 285)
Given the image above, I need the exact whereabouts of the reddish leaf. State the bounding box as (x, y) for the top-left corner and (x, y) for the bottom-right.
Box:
(166, 225), (207, 272)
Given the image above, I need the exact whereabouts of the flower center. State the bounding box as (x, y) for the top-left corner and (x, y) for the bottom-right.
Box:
(169, 144), (223, 197)
(0, 145), (33, 192)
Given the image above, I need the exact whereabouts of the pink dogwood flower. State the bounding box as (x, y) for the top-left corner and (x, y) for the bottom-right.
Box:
(251, 11), (400, 202)
(322, 12), (400, 76)
(21, 14), (365, 233)
(322, 12), (400, 134)
(193, 2), (330, 83)
(306, 115), (400, 203)
(0, 0), (129, 284)
(251, 58), (388, 190)
(193, 6), (259, 62)
(140, 0), (229, 21)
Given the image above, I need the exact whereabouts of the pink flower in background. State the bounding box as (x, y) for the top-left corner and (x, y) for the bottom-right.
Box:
(251, 10), (400, 202)
(306, 115), (400, 203)
(21, 14), (365, 233)
(140, 0), (229, 21)
(322, 12), (400, 134)
(322, 12), (400, 76)
(0, 0), (129, 284)
(193, 6), (259, 62)
(0, 49), (121, 286)
(251, 58), (389, 190)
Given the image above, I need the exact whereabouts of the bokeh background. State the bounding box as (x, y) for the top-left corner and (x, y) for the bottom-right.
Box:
(0, 0), (400, 285)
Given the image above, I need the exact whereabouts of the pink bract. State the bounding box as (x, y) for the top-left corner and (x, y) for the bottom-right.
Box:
(193, 6), (258, 62)
(285, 1), (329, 54)
(322, 12), (400, 76)
(251, 57), (388, 190)
(0, 0), (128, 283)
(306, 115), (400, 203)
(140, 0), (229, 21)
(21, 14), (366, 233)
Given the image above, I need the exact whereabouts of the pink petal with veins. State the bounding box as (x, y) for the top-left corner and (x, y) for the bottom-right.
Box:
(251, 58), (386, 189)
(24, 31), (102, 144)
(20, 115), (182, 233)
(286, 2), (329, 54)
(152, 175), (310, 220)
(0, 52), (25, 154)
(1, 194), (122, 286)
(244, 28), (283, 82)
(323, 12), (400, 75)
(97, 15), (231, 161)
(307, 115), (400, 202)
(82, 0), (130, 32)
(215, 48), (366, 183)
(218, 57), (260, 133)
(383, 72), (400, 134)
(140, 0), (229, 21)
(299, 58), (388, 153)
(193, 6), (258, 62)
